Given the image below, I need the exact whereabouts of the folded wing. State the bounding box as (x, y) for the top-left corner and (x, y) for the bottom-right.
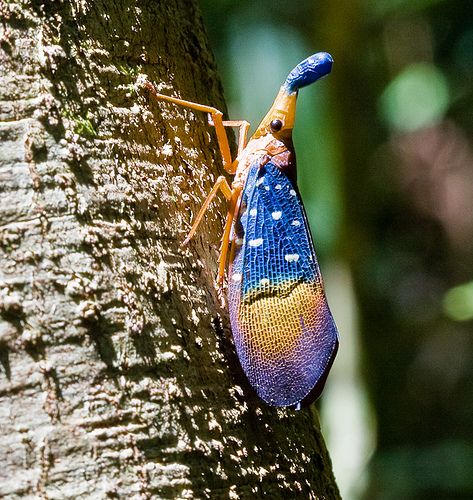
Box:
(228, 159), (339, 407)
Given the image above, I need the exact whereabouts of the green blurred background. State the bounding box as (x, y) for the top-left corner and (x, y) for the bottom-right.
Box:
(199, 0), (473, 498)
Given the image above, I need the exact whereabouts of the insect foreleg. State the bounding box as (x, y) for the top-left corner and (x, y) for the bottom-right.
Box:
(209, 119), (250, 159)
(144, 81), (234, 172)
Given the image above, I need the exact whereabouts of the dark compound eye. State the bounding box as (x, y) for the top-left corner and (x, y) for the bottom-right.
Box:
(270, 119), (283, 132)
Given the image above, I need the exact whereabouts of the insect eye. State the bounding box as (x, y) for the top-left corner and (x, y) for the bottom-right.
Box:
(270, 119), (283, 132)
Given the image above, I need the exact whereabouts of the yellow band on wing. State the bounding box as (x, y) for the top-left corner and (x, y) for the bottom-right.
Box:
(237, 281), (326, 362)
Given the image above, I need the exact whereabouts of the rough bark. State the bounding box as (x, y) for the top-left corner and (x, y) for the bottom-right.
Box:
(0, 1), (340, 498)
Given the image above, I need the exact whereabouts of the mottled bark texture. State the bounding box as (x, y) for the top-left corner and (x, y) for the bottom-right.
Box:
(0, 1), (339, 498)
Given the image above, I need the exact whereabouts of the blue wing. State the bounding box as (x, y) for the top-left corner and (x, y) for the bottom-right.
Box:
(227, 159), (339, 407)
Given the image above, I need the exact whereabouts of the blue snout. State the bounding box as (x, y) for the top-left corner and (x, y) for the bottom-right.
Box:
(284, 52), (333, 92)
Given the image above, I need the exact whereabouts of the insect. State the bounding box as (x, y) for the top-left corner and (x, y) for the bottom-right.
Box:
(144, 52), (339, 408)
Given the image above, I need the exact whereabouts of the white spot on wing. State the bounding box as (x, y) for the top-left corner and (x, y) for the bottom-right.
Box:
(256, 177), (265, 186)
(264, 186), (270, 191)
(285, 254), (300, 262)
(260, 278), (270, 286)
(249, 238), (263, 247)
(291, 220), (301, 226)
(232, 273), (242, 282)
(272, 211), (282, 220)
(249, 208), (257, 216)
(290, 189), (297, 196)
(275, 184), (282, 190)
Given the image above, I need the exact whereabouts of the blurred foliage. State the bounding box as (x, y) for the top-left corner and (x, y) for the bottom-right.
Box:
(199, 0), (473, 498)
(380, 63), (450, 131)
(443, 281), (473, 321)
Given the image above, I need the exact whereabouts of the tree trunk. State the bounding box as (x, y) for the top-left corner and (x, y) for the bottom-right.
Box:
(0, 1), (340, 498)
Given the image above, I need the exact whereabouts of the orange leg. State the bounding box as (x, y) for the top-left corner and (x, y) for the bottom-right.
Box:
(144, 81), (250, 173)
(143, 81), (249, 284)
(209, 118), (250, 161)
(144, 81), (233, 172)
(216, 187), (242, 287)
(182, 176), (232, 246)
